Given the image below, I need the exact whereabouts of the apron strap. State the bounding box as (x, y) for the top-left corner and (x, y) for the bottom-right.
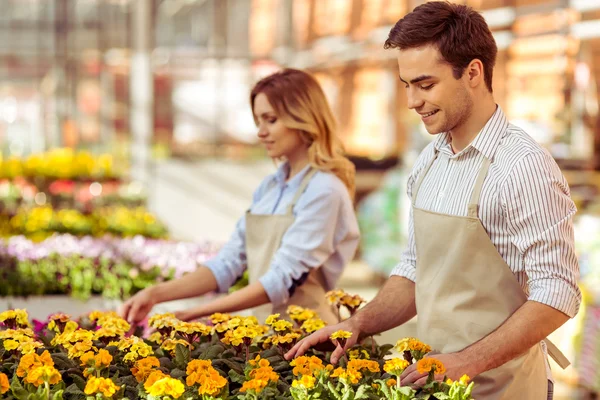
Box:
(467, 157), (492, 218)
(412, 151), (439, 205)
(286, 168), (318, 214)
(544, 338), (571, 369)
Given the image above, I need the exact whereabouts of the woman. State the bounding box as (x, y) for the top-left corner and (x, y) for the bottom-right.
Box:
(120, 69), (359, 325)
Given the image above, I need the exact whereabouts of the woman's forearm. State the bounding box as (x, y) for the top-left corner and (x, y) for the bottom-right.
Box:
(179, 281), (270, 320)
(150, 265), (219, 304)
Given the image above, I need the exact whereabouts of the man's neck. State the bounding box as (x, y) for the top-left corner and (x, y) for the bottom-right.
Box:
(450, 99), (497, 153)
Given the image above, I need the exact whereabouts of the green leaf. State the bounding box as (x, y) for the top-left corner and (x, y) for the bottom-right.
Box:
(64, 383), (85, 396)
(10, 375), (29, 400)
(327, 382), (342, 400)
(228, 370), (246, 385)
(52, 389), (64, 400)
(68, 374), (87, 391)
(355, 385), (370, 400)
(341, 388), (355, 400)
(212, 359), (244, 375)
(378, 344), (395, 358)
(174, 344), (191, 369)
(170, 369), (186, 379)
(201, 344), (225, 360)
(52, 353), (78, 371)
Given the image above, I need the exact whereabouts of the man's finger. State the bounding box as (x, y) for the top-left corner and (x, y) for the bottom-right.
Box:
(414, 376), (428, 387)
(401, 369), (427, 385)
(400, 363), (416, 381)
(286, 333), (321, 360)
(330, 344), (346, 365)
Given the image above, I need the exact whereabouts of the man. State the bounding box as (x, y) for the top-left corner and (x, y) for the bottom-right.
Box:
(285, 2), (580, 399)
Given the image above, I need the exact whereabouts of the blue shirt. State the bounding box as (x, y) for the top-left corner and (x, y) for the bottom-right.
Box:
(205, 162), (360, 307)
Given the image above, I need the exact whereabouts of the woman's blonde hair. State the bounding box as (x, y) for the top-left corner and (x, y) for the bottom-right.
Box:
(250, 68), (355, 197)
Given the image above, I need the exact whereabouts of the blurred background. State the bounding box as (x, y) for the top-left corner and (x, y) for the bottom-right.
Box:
(1, 0), (600, 398)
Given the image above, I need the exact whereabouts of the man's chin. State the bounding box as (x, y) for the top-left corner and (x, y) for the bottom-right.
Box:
(424, 126), (444, 135)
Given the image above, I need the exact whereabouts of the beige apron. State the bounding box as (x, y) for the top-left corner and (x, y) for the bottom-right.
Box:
(413, 153), (570, 400)
(245, 168), (339, 326)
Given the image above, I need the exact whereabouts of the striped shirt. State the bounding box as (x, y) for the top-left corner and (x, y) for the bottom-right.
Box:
(391, 106), (581, 319)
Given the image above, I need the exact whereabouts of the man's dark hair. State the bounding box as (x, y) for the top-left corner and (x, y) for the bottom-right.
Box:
(385, 1), (497, 92)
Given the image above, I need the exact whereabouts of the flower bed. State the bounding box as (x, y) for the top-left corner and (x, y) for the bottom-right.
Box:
(0, 206), (168, 240)
(0, 296), (475, 400)
(0, 235), (219, 300)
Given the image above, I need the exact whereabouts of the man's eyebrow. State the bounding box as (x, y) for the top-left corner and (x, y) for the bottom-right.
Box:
(399, 75), (435, 85)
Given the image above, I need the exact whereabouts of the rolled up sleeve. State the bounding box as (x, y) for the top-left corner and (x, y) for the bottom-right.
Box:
(259, 187), (345, 307)
(502, 151), (581, 318)
(390, 205), (417, 282)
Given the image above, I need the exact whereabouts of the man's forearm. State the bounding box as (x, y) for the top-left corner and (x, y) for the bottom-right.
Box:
(151, 265), (219, 303)
(460, 301), (569, 375)
(354, 276), (417, 338)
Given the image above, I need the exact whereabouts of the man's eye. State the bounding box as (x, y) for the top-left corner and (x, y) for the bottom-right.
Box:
(420, 84), (434, 90)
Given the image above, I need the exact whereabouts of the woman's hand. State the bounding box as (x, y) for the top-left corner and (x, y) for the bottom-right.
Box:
(119, 287), (157, 325)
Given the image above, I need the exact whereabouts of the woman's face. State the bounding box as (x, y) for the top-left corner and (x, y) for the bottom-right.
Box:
(253, 93), (307, 160)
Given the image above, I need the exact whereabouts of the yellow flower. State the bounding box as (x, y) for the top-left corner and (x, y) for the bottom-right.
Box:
(272, 320), (293, 332)
(325, 289), (345, 305)
(348, 349), (370, 360)
(18, 341), (43, 355)
(395, 337), (431, 354)
(0, 372), (9, 394)
(386, 378), (397, 387)
(197, 373), (227, 396)
(240, 378), (268, 394)
(80, 351), (95, 366)
(0, 309), (30, 328)
(148, 332), (163, 344)
(292, 375), (316, 389)
(330, 330), (352, 340)
(331, 367), (362, 384)
(146, 376), (185, 399)
(383, 358), (410, 376)
(460, 374), (471, 385)
(25, 365), (62, 387)
(265, 314), (280, 325)
(210, 313), (231, 324)
(301, 318), (326, 333)
(85, 376), (120, 398)
(250, 365), (279, 383)
(67, 339), (95, 359)
(144, 371), (168, 392)
(347, 359), (380, 373)
(95, 349), (113, 368)
(416, 358), (446, 375)
(3, 339), (19, 351)
(131, 357), (161, 383)
(17, 350), (54, 378)
(272, 332), (301, 345)
(290, 356), (325, 377)
(148, 313), (178, 329)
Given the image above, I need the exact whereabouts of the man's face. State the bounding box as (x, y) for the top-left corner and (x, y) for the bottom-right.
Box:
(397, 45), (473, 135)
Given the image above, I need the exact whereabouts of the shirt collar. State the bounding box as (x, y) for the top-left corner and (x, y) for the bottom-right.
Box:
(274, 162), (312, 189)
(434, 105), (509, 160)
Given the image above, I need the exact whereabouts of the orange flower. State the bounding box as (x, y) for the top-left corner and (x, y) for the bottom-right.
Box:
(0, 372), (9, 394)
(416, 357), (446, 375)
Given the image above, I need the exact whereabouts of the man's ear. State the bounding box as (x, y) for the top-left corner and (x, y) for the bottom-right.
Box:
(466, 59), (485, 88)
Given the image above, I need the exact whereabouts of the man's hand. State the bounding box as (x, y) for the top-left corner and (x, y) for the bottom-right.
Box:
(401, 353), (479, 387)
(285, 319), (361, 364)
